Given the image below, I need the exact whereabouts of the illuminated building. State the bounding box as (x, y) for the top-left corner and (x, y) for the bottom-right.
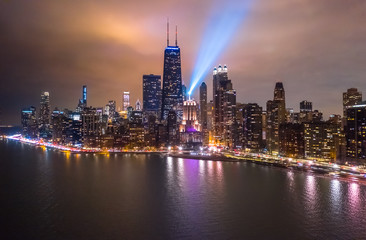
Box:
(328, 114), (346, 162)
(199, 82), (208, 144)
(77, 85), (87, 112)
(304, 121), (338, 160)
(182, 84), (187, 101)
(266, 82), (286, 154)
(129, 101), (144, 147)
(343, 88), (362, 118)
(144, 114), (158, 147)
(179, 99), (202, 146)
(167, 110), (179, 146)
(123, 91), (130, 111)
(300, 100), (312, 112)
(213, 65), (237, 148)
(207, 100), (213, 132)
(21, 106), (38, 139)
(345, 101), (366, 161)
(39, 91), (51, 139)
(51, 108), (66, 143)
(243, 103), (263, 151)
(143, 74), (161, 118)
(161, 22), (183, 122)
(81, 107), (100, 147)
(279, 123), (304, 158)
(105, 100), (116, 122)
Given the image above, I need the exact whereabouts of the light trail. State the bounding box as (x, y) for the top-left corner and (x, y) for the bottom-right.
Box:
(188, 0), (250, 95)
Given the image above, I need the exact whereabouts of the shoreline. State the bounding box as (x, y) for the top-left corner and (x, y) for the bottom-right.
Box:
(4, 136), (366, 183)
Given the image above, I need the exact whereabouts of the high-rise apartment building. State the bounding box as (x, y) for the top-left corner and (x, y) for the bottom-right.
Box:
(243, 103), (263, 151)
(39, 91), (51, 139)
(266, 82), (286, 154)
(199, 82), (208, 144)
(345, 101), (366, 161)
(343, 88), (362, 118)
(213, 65), (237, 148)
(123, 92), (130, 111)
(21, 106), (38, 139)
(143, 74), (161, 118)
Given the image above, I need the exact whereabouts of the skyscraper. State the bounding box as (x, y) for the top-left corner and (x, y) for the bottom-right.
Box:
(21, 106), (38, 139)
(300, 100), (312, 112)
(129, 101), (144, 147)
(161, 22), (183, 121)
(142, 74), (161, 118)
(123, 92), (130, 111)
(77, 85), (87, 112)
(345, 101), (366, 161)
(213, 65), (237, 147)
(82, 85), (87, 106)
(343, 88), (362, 118)
(105, 100), (116, 121)
(266, 82), (286, 154)
(39, 91), (51, 139)
(243, 103), (263, 151)
(199, 82), (207, 139)
(182, 84), (187, 101)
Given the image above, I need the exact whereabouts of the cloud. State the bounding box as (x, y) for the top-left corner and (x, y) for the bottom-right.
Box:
(1, 0), (366, 124)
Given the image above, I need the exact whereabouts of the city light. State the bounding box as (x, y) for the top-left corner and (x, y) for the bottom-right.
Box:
(188, 0), (250, 95)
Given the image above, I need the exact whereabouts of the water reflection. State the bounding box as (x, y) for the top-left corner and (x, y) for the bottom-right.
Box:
(348, 182), (360, 222)
(330, 179), (342, 212)
(304, 175), (317, 215)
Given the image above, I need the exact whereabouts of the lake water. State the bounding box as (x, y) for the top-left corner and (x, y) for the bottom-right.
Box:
(1, 140), (366, 239)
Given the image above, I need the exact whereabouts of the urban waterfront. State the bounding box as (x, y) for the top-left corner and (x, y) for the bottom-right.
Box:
(1, 140), (366, 240)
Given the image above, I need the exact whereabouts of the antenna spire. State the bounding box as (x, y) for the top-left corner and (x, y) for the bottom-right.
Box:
(175, 25), (178, 46)
(167, 18), (169, 46)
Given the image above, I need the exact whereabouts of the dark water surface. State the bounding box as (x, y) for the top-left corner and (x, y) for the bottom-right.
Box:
(1, 140), (366, 240)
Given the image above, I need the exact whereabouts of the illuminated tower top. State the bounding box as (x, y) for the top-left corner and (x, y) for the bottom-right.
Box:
(123, 91), (130, 111)
(274, 82), (285, 101)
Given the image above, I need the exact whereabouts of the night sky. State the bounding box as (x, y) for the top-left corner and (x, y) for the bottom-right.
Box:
(1, 0), (366, 125)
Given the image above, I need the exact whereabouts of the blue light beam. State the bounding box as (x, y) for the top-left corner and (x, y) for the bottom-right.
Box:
(188, 1), (249, 95)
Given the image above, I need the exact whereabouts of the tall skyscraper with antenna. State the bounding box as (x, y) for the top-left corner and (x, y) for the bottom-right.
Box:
(161, 20), (183, 122)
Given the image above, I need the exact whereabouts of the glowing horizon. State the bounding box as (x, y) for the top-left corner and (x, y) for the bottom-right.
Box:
(188, 0), (250, 96)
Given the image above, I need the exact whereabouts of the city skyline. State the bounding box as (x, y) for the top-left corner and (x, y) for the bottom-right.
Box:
(1, 0), (366, 125)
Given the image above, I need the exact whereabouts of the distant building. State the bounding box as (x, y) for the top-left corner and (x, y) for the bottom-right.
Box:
(77, 85), (87, 112)
(51, 108), (66, 143)
(304, 121), (338, 160)
(144, 114), (158, 147)
(213, 65), (237, 148)
(179, 99), (202, 147)
(345, 101), (366, 162)
(300, 100), (312, 112)
(279, 123), (304, 158)
(81, 107), (100, 147)
(123, 92), (130, 111)
(129, 102), (144, 147)
(199, 82), (208, 144)
(266, 82), (286, 155)
(343, 88), (362, 118)
(143, 74), (161, 118)
(21, 106), (38, 138)
(243, 103), (263, 151)
(105, 100), (116, 122)
(39, 91), (51, 139)
(182, 84), (188, 101)
(167, 110), (179, 146)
